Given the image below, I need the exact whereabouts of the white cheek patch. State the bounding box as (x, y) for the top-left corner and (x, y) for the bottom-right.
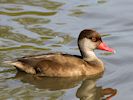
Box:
(79, 38), (96, 50)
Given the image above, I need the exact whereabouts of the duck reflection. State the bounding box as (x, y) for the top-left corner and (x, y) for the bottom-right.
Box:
(15, 72), (117, 100)
(76, 78), (117, 100)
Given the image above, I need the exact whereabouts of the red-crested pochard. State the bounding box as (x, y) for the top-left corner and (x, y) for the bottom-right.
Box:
(6, 29), (114, 77)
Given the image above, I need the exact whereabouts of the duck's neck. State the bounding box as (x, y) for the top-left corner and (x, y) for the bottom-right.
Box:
(80, 48), (98, 62)
(80, 47), (104, 71)
(78, 39), (98, 62)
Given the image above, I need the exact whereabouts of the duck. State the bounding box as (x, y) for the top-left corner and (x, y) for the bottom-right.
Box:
(6, 29), (114, 77)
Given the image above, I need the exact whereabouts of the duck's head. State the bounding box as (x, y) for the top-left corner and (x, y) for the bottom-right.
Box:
(78, 29), (114, 58)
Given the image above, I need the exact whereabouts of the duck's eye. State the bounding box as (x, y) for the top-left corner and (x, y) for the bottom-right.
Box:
(91, 37), (97, 42)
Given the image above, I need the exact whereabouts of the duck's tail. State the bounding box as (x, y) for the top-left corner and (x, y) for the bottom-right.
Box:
(4, 60), (36, 74)
(4, 59), (18, 65)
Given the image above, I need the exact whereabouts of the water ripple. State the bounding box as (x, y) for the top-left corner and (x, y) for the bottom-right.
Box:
(0, 11), (57, 16)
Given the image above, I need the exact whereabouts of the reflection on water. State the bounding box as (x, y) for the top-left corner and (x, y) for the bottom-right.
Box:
(76, 78), (117, 100)
(0, 0), (133, 99)
(13, 72), (117, 100)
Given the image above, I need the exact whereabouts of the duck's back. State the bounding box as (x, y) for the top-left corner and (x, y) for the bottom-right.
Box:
(8, 53), (103, 77)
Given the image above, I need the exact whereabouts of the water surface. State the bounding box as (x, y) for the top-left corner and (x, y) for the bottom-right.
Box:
(0, 0), (133, 100)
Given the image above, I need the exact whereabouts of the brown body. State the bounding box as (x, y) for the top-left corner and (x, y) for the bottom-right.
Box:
(12, 53), (104, 77)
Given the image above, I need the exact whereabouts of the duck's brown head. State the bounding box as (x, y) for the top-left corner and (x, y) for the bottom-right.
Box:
(78, 29), (114, 53)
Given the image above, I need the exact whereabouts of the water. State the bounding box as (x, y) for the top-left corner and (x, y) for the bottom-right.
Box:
(0, 0), (133, 100)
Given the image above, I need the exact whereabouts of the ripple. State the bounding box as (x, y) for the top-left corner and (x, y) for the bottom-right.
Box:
(56, 35), (74, 44)
(0, 26), (43, 44)
(69, 9), (85, 17)
(0, 0), (64, 10)
(13, 17), (50, 25)
(0, 45), (51, 51)
(0, 11), (57, 16)
(28, 27), (59, 36)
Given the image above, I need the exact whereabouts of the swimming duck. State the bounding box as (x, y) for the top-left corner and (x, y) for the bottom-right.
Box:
(7, 29), (114, 77)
